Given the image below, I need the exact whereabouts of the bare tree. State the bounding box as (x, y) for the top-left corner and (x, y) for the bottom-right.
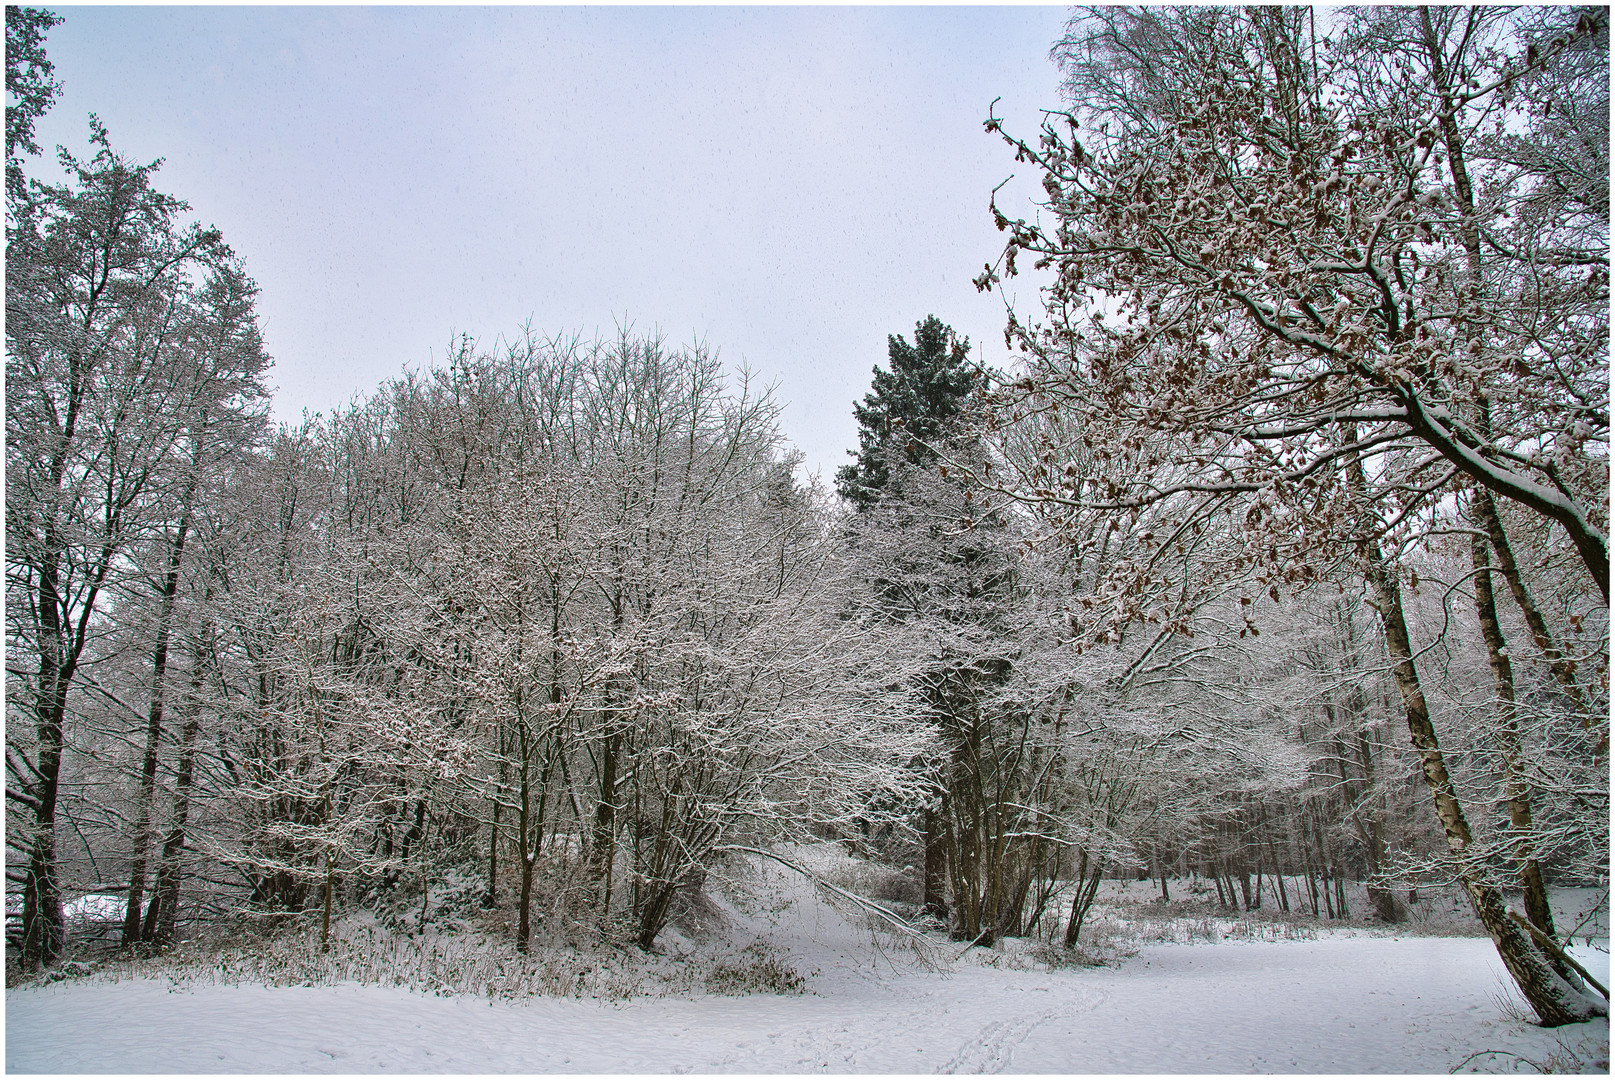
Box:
(119, 264), (270, 945)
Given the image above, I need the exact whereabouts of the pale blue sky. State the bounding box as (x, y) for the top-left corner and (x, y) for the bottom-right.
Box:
(29, 5), (1070, 482)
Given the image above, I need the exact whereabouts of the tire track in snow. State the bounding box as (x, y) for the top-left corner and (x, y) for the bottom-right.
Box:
(936, 1007), (1061, 1074)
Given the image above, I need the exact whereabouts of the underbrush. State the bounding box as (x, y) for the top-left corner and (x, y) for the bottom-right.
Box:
(8, 850), (822, 1001)
(728, 850), (1488, 975)
(10, 857), (1550, 998)
(1024, 880), (1494, 970)
(31, 920), (675, 1001)
(1450, 1030), (1612, 1074)
(814, 854), (922, 911)
(1029, 920), (1140, 969)
(1026, 907), (1322, 969)
(704, 938), (805, 995)
(14, 902), (808, 1003)
(1094, 880), (1488, 940)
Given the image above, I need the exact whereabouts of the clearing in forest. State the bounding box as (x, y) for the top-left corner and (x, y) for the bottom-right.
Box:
(7, 846), (1608, 1074)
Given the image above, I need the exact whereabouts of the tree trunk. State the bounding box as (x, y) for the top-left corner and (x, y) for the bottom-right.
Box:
(17, 716), (63, 970)
(1364, 532), (1601, 1025)
(591, 730), (623, 920)
(146, 705), (200, 945)
(515, 725), (535, 952)
(1473, 485), (1600, 760)
(20, 542), (72, 971)
(1352, 732), (1406, 925)
(1063, 851), (1105, 947)
(947, 764), (984, 942)
(124, 511), (192, 945)
(15, 342), (92, 973)
(1310, 806), (1336, 919)
(485, 766), (504, 908)
(921, 802), (949, 920)
(320, 850), (334, 952)
(144, 637), (208, 944)
(1471, 527), (1557, 940)
(20, 816), (64, 971)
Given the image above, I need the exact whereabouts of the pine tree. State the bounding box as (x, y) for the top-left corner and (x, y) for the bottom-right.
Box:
(835, 316), (981, 510)
(837, 317), (1042, 939)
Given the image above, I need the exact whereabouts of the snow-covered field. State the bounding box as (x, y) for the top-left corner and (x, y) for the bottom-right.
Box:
(8, 851), (1609, 1074)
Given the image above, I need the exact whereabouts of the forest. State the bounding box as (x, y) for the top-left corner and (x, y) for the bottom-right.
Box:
(6, 1), (1609, 1057)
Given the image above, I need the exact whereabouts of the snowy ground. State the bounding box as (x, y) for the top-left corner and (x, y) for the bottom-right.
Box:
(8, 852), (1609, 1074)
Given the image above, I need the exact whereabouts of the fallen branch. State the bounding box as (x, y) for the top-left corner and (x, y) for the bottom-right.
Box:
(715, 844), (949, 964)
(1508, 910), (1610, 1001)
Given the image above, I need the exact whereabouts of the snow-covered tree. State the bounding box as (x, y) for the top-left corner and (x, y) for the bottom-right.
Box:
(5, 7), (61, 205)
(837, 316), (983, 509)
(118, 263), (271, 945)
(5, 107), (254, 967)
(973, 4), (1606, 1025)
(981, 5), (1606, 599)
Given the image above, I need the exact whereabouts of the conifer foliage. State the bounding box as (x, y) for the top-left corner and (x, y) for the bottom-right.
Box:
(835, 316), (982, 510)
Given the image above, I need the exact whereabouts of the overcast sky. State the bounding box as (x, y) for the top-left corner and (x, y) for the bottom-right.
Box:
(29, 5), (1070, 483)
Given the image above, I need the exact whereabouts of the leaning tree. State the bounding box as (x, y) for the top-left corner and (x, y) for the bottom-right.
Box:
(971, 4), (1606, 1025)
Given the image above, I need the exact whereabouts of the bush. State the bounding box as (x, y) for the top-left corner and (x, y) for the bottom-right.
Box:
(704, 939), (805, 996)
(40, 913), (700, 1002)
(818, 856), (921, 907)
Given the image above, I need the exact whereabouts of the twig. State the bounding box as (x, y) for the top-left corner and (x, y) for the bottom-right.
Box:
(1562, 887), (1610, 943)
(1448, 1048), (1526, 1073)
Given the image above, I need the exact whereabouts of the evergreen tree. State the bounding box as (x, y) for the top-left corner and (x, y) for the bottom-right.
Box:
(837, 317), (1042, 940)
(835, 316), (981, 510)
